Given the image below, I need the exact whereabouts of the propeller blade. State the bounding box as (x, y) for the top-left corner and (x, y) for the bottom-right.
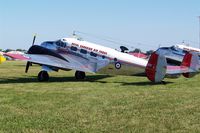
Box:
(32, 34), (37, 46)
(25, 61), (31, 73)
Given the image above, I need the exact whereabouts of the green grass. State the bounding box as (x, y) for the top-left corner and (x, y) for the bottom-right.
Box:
(0, 61), (200, 133)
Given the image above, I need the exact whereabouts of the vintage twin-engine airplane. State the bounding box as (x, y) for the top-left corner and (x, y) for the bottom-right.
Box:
(23, 35), (199, 83)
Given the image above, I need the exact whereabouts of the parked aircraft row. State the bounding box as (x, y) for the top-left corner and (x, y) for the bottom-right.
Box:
(1, 35), (200, 83)
(22, 35), (200, 82)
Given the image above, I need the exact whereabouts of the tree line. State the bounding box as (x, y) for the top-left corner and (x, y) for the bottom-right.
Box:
(0, 49), (27, 53)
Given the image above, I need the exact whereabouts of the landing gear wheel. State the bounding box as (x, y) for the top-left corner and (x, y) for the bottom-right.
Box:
(75, 71), (86, 80)
(38, 71), (49, 82)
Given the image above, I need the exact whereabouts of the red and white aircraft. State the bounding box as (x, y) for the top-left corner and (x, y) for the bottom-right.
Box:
(23, 35), (199, 82)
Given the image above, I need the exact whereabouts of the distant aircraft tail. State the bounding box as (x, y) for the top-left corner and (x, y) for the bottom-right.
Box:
(181, 52), (199, 78)
(0, 55), (6, 64)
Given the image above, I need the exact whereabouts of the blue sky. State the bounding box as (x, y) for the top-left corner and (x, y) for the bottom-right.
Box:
(0, 0), (200, 51)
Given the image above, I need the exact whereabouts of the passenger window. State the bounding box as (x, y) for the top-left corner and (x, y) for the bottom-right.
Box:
(71, 46), (77, 51)
(80, 49), (87, 54)
(90, 52), (97, 57)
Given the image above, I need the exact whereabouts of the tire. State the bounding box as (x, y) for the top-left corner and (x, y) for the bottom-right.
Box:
(38, 71), (49, 82)
(75, 71), (86, 80)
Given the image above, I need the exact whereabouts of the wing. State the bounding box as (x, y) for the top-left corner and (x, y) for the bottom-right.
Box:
(26, 45), (111, 73)
(27, 54), (102, 73)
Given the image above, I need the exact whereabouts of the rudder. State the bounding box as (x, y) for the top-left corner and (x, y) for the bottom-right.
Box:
(145, 52), (167, 83)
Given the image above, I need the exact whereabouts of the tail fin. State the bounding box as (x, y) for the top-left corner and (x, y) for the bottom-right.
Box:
(181, 52), (199, 78)
(0, 55), (6, 64)
(145, 52), (167, 83)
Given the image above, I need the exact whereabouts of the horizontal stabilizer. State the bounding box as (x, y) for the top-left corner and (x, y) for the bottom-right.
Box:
(166, 52), (199, 78)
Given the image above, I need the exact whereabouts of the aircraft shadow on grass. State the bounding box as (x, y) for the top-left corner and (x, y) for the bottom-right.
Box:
(0, 75), (112, 84)
(114, 81), (173, 86)
(0, 74), (173, 86)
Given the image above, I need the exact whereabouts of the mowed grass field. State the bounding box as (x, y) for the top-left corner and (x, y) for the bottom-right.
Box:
(0, 61), (200, 133)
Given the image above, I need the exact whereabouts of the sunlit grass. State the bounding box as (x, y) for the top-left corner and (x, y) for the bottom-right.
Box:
(0, 61), (200, 132)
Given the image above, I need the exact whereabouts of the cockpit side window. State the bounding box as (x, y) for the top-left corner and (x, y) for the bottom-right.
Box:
(55, 40), (67, 48)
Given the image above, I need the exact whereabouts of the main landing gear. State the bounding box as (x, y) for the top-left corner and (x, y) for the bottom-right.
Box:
(37, 70), (86, 82)
(75, 71), (86, 80)
(38, 71), (49, 82)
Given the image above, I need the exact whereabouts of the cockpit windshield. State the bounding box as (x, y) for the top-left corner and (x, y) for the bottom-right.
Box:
(41, 41), (54, 47)
(40, 41), (57, 50)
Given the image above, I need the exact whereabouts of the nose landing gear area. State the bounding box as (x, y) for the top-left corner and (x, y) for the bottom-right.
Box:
(37, 71), (86, 82)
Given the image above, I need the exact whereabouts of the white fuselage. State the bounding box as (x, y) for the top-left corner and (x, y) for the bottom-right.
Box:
(62, 38), (148, 75)
(66, 38), (147, 65)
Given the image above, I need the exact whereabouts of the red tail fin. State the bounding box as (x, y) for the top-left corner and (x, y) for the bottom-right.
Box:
(181, 52), (199, 78)
(145, 52), (167, 83)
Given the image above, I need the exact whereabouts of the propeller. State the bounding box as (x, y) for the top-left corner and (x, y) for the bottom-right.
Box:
(25, 34), (36, 73)
(25, 61), (31, 73)
(32, 34), (37, 46)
